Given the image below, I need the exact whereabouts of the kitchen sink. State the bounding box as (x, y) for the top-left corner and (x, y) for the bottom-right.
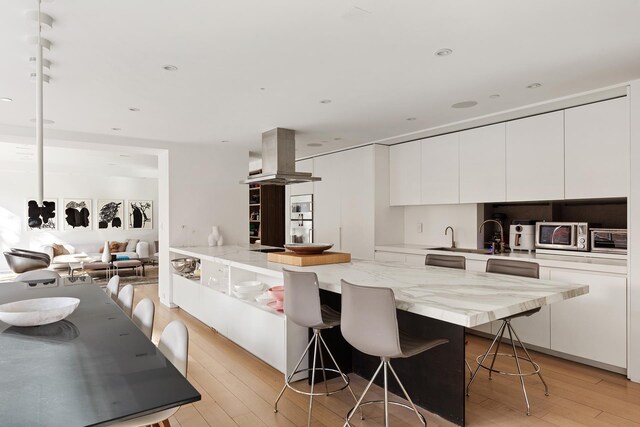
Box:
(427, 247), (493, 255)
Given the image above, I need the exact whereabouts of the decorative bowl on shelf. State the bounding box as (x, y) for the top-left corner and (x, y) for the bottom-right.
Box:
(171, 257), (199, 274)
(268, 286), (284, 310)
(0, 297), (80, 327)
(283, 243), (334, 255)
(234, 281), (264, 294)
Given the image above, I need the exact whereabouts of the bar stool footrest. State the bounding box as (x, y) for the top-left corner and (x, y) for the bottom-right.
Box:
(475, 352), (541, 377)
(345, 400), (426, 426)
(284, 367), (351, 397)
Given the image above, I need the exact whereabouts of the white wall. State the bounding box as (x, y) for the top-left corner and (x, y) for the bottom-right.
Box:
(403, 204), (482, 248)
(0, 169), (158, 271)
(628, 80), (640, 382)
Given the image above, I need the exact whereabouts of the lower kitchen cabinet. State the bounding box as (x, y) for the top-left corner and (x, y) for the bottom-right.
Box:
(549, 269), (627, 368)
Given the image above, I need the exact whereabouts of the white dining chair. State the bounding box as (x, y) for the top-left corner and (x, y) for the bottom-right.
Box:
(132, 298), (155, 340)
(15, 270), (61, 281)
(114, 320), (189, 427)
(117, 284), (134, 318)
(106, 275), (120, 302)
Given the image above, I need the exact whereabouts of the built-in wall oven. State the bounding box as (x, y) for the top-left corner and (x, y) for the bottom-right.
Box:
(290, 194), (313, 243)
(535, 222), (590, 252)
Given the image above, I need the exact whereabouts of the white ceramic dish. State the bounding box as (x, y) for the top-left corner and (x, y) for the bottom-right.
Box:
(234, 281), (264, 293)
(233, 290), (263, 301)
(255, 293), (274, 305)
(0, 297), (80, 327)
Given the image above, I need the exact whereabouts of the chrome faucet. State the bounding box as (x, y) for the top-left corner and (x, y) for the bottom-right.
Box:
(445, 226), (455, 248)
(479, 219), (505, 254)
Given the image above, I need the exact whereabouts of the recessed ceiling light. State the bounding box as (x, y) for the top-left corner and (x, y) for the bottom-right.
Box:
(119, 154), (130, 157)
(259, 88), (266, 91)
(489, 94), (500, 99)
(162, 65), (178, 71)
(129, 107), (140, 112)
(29, 118), (54, 124)
(451, 101), (478, 109)
(435, 48), (453, 57)
(307, 143), (323, 147)
(221, 140), (229, 143)
(319, 99), (332, 104)
(111, 127), (121, 131)
(0, 97), (13, 102)
(333, 137), (342, 141)
(406, 117), (417, 121)
(527, 83), (542, 89)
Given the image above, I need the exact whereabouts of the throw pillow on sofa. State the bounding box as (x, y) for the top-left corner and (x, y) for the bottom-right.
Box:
(125, 239), (139, 252)
(117, 241), (128, 252)
(51, 243), (69, 257)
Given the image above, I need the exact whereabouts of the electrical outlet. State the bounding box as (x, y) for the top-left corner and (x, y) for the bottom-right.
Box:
(417, 222), (423, 233)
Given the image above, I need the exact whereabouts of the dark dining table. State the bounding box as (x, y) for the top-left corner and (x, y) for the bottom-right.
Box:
(0, 276), (201, 426)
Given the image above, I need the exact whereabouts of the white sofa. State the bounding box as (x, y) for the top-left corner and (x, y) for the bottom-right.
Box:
(42, 241), (150, 270)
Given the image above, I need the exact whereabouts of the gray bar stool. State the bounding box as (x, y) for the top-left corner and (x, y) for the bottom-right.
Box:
(467, 259), (549, 415)
(341, 279), (448, 426)
(425, 254), (466, 270)
(273, 269), (359, 426)
(425, 253), (472, 376)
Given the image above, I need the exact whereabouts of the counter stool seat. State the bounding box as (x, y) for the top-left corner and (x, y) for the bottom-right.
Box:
(467, 259), (549, 416)
(273, 269), (359, 427)
(341, 280), (448, 426)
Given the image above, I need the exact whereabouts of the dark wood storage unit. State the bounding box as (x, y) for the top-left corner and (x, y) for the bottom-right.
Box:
(248, 170), (285, 247)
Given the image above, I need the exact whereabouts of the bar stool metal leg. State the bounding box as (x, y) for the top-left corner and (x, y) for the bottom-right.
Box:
(467, 319), (548, 415)
(274, 330), (359, 426)
(345, 358), (426, 427)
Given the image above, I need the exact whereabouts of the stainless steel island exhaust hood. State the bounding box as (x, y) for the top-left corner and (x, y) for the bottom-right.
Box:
(241, 128), (321, 185)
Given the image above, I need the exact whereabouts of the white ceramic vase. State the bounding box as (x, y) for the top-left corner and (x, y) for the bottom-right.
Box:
(208, 226), (220, 247)
(101, 241), (111, 263)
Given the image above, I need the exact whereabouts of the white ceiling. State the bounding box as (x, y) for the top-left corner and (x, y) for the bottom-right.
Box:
(0, 142), (158, 178)
(1, 0), (639, 158)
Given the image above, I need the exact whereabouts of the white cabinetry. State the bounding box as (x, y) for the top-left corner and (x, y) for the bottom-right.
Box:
(565, 97), (629, 199)
(459, 123), (506, 203)
(549, 269), (627, 368)
(314, 147), (376, 259)
(506, 111), (564, 201)
(390, 141), (421, 206)
(291, 159), (314, 196)
(421, 133), (459, 204)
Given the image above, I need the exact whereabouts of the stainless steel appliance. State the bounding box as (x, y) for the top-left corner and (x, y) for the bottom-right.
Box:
(535, 222), (589, 252)
(509, 222), (536, 252)
(290, 194), (313, 244)
(590, 228), (627, 254)
(241, 128), (321, 185)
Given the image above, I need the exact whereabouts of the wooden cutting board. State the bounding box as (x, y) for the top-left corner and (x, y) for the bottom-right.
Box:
(267, 251), (351, 267)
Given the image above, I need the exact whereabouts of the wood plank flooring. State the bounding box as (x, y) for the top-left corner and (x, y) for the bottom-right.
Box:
(133, 284), (640, 426)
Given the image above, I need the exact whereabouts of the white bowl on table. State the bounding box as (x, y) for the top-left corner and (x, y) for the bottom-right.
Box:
(0, 297), (80, 327)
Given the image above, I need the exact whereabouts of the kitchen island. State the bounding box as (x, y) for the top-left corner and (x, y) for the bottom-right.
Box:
(169, 245), (589, 425)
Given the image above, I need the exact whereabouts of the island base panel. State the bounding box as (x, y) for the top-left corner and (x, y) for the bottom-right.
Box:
(317, 289), (466, 426)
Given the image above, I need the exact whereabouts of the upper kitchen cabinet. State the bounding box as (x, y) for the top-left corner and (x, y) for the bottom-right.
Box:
(291, 158), (314, 196)
(506, 111), (565, 201)
(459, 123), (506, 203)
(389, 140), (421, 206)
(565, 97), (629, 199)
(421, 133), (459, 204)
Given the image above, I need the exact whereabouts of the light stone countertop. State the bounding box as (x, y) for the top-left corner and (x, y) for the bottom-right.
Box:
(375, 244), (628, 274)
(170, 245), (589, 328)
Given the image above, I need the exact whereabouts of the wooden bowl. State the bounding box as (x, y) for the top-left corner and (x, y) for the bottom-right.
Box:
(283, 243), (333, 255)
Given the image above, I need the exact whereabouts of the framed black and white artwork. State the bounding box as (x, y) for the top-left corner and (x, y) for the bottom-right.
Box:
(27, 199), (57, 231)
(128, 200), (153, 229)
(97, 199), (124, 229)
(63, 198), (92, 230)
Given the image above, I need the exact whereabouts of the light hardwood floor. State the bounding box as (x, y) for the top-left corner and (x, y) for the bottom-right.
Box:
(134, 284), (640, 427)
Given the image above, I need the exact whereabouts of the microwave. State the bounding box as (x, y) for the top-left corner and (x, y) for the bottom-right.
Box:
(591, 228), (627, 254)
(535, 222), (589, 252)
